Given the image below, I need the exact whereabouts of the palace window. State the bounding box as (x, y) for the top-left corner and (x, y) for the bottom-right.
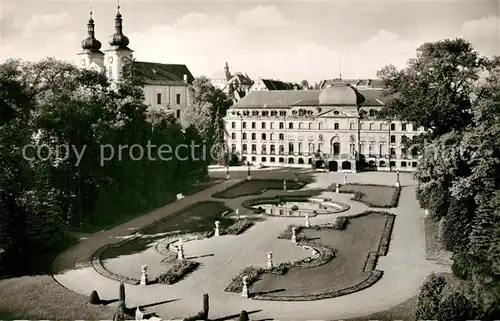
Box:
(251, 122), (256, 129)
(176, 110), (181, 118)
(270, 145), (276, 153)
(279, 145), (285, 154)
(334, 123), (339, 130)
(350, 123), (354, 130)
(289, 122), (294, 129)
(288, 142), (294, 153)
(242, 144), (247, 153)
(279, 122), (284, 129)
(279, 133), (284, 140)
(270, 123), (274, 129)
(308, 122), (313, 129)
(251, 133), (256, 140)
(261, 133), (267, 140)
(176, 93), (181, 104)
(390, 135), (396, 143)
(402, 123), (407, 131)
(231, 133), (236, 140)
(318, 122), (323, 130)
(251, 144), (257, 152)
(369, 123), (374, 130)
(157, 93), (162, 104)
(270, 133), (275, 140)
(390, 147), (396, 156)
(298, 142), (303, 153)
(391, 123), (396, 131)
(298, 122), (303, 129)
(242, 122), (247, 129)
(231, 144), (236, 152)
(231, 122), (236, 129)
(261, 122), (266, 129)
(242, 133), (247, 140)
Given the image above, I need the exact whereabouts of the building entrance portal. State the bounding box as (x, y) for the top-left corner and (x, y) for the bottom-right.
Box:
(328, 161), (338, 172)
(315, 160), (324, 169)
(341, 161), (352, 170)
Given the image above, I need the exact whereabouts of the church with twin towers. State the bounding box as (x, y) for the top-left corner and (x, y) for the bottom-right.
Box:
(77, 4), (195, 119)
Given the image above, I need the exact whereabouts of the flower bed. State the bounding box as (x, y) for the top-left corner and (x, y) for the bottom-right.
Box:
(212, 179), (310, 199)
(157, 260), (200, 285)
(330, 183), (401, 208)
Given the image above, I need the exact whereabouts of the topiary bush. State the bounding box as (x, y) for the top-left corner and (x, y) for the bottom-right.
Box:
(239, 310), (249, 321)
(89, 290), (100, 305)
(333, 216), (349, 230)
(452, 252), (472, 280)
(436, 290), (477, 321)
(414, 273), (447, 320)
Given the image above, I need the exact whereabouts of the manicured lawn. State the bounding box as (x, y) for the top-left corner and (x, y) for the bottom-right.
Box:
(212, 179), (308, 199)
(345, 295), (417, 321)
(98, 201), (233, 282)
(0, 275), (113, 320)
(332, 183), (401, 208)
(248, 212), (394, 299)
(76, 178), (222, 234)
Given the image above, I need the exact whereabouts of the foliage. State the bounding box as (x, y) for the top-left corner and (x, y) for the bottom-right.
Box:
(89, 290), (100, 305)
(0, 58), (209, 275)
(436, 289), (477, 321)
(239, 310), (249, 321)
(333, 216), (349, 230)
(377, 39), (483, 138)
(157, 260), (200, 285)
(414, 273), (447, 320)
(223, 219), (254, 235)
(441, 196), (475, 252)
(452, 252), (472, 280)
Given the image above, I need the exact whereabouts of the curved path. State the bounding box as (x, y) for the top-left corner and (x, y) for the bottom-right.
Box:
(53, 171), (449, 320)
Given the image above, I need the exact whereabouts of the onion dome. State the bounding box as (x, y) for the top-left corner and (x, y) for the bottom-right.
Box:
(108, 5), (130, 48)
(81, 10), (102, 51)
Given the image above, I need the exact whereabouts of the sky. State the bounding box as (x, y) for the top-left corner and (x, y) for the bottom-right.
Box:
(0, 0), (499, 83)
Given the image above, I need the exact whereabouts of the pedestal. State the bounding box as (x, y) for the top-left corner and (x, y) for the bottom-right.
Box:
(335, 183), (340, 194)
(226, 174), (230, 180)
(305, 215), (310, 228)
(241, 276), (249, 298)
(140, 265), (148, 285)
(267, 252), (274, 269)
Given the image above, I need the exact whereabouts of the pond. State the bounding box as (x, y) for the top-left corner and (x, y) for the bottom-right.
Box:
(252, 198), (349, 217)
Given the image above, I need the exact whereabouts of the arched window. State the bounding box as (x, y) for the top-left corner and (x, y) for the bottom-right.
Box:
(279, 122), (284, 129)
(270, 122), (274, 129)
(231, 144), (236, 152)
(349, 123), (354, 130)
(242, 122), (247, 129)
(242, 144), (247, 152)
(252, 122), (256, 129)
(298, 122), (303, 129)
(231, 122), (236, 129)
(242, 133), (247, 140)
(251, 133), (256, 140)
(262, 133), (267, 140)
(369, 123), (374, 130)
(318, 122), (323, 130)
(359, 123), (363, 130)
(261, 122), (266, 129)
(231, 133), (236, 140)
(308, 122), (313, 129)
(380, 123), (384, 130)
(289, 122), (293, 129)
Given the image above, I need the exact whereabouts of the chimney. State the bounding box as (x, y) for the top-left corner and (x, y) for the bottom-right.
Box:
(183, 74), (188, 83)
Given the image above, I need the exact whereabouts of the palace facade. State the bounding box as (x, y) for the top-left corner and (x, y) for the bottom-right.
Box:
(224, 82), (425, 172)
(77, 6), (194, 119)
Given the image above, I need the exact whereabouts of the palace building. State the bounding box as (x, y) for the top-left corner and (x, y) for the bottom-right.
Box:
(77, 6), (194, 119)
(224, 81), (425, 172)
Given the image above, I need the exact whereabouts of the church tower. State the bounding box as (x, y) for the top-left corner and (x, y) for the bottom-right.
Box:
(104, 4), (134, 82)
(78, 9), (105, 72)
(224, 62), (231, 80)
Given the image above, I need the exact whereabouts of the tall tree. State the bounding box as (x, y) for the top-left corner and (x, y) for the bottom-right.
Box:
(377, 39), (484, 138)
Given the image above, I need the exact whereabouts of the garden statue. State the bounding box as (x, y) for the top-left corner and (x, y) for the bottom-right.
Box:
(215, 221), (220, 236)
(305, 213), (310, 227)
(267, 251), (274, 269)
(247, 164), (252, 180)
(177, 242), (185, 260)
(335, 183), (340, 193)
(140, 265), (148, 285)
(343, 174), (347, 185)
(241, 276), (249, 298)
(283, 180), (287, 191)
(291, 226), (297, 242)
(226, 165), (230, 179)
(135, 307), (144, 320)
(396, 170), (401, 187)
(235, 208), (240, 219)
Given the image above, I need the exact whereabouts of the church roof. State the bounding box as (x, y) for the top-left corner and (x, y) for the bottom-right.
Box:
(232, 86), (387, 109)
(133, 61), (194, 85)
(260, 79), (299, 90)
(320, 79), (384, 89)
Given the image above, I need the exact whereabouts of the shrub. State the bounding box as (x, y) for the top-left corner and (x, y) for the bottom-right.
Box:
(157, 260), (200, 285)
(225, 266), (264, 293)
(414, 273), (447, 320)
(442, 198), (474, 252)
(89, 290), (100, 305)
(225, 219), (254, 235)
(239, 310), (249, 321)
(436, 290), (477, 321)
(452, 252), (472, 280)
(333, 216), (349, 230)
(353, 191), (363, 200)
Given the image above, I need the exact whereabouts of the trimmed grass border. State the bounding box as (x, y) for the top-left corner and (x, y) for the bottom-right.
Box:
(211, 179), (310, 199)
(227, 211), (395, 301)
(329, 183), (401, 208)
